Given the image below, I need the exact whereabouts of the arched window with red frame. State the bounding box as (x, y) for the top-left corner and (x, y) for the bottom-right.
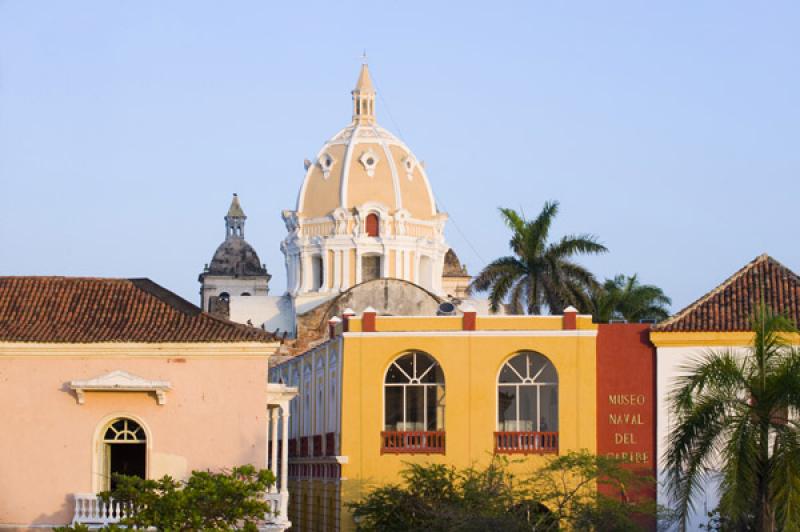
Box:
(365, 213), (379, 237)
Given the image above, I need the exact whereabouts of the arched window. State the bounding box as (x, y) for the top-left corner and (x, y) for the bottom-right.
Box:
(418, 255), (433, 290)
(365, 213), (379, 237)
(311, 255), (324, 291)
(382, 352), (445, 453)
(241, 292), (251, 296)
(496, 352), (558, 454)
(102, 418), (147, 490)
(219, 292), (230, 301)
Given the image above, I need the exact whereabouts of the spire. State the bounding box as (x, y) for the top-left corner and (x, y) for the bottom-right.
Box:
(225, 193), (246, 239)
(352, 63), (376, 125)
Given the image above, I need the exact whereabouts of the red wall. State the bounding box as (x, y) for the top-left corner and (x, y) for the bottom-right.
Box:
(596, 324), (656, 523)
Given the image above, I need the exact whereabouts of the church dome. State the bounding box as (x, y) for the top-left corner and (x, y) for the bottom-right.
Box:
(296, 64), (439, 221)
(208, 238), (266, 277)
(204, 194), (269, 278)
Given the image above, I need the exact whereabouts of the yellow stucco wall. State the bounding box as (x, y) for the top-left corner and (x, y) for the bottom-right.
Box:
(347, 145), (398, 211)
(336, 318), (598, 520)
(299, 144), (346, 218)
(389, 145), (435, 219)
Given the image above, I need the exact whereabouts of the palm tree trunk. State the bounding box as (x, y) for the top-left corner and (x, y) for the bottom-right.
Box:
(758, 420), (773, 532)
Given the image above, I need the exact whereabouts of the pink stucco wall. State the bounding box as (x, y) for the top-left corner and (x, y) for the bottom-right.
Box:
(0, 353), (270, 527)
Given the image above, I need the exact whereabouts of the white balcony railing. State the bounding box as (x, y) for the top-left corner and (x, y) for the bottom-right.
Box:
(72, 493), (131, 526)
(72, 492), (290, 529)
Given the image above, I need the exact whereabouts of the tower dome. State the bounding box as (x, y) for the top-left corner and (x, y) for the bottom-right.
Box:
(282, 64), (449, 300)
(296, 65), (438, 222)
(199, 194), (271, 311)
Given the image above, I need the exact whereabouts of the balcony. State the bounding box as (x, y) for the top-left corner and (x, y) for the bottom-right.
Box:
(300, 436), (309, 457)
(72, 491), (290, 530)
(381, 431), (445, 454)
(494, 431), (559, 454)
(72, 493), (131, 527)
(325, 431), (336, 456)
(313, 434), (323, 457)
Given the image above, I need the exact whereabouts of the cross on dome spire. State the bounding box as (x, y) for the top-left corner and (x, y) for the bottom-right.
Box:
(225, 193), (246, 239)
(352, 63), (376, 125)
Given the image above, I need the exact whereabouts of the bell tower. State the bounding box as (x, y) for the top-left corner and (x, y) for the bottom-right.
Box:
(199, 194), (271, 313)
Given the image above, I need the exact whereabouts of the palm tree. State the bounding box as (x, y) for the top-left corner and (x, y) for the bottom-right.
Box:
(469, 202), (608, 314)
(666, 306), (800, 531)
(592, 274), (671, 323)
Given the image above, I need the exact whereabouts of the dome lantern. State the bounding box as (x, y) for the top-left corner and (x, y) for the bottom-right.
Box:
(352, 63), (376, 125)
(225, 193), (246, 239)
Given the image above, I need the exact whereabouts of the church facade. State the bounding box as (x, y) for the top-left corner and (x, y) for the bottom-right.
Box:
(199, 64), (473, 351)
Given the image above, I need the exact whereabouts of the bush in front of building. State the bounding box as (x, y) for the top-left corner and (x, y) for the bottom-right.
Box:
(348, 450), (656, 531)
(55, 465), (275, 531)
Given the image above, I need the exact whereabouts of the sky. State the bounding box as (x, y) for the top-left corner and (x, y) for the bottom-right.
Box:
(1, 1), (799, 312)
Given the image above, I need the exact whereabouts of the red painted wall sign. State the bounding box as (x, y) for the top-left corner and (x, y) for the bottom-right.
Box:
(596, 323), (656, 526)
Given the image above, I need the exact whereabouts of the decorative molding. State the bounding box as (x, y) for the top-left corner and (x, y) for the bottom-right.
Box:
(358, 149), (380, 177)
(266, 382), (298, 404)
(402, 155), (416, 180)
(69, 370), (171, 405)
(318, 152), (335, 179)
(343, 330), (598, 338)
(0, 342), (280, 358)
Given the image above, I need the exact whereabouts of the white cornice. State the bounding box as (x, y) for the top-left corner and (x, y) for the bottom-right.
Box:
(342, 330), (598, 338)
(69, 370), (172, 405)
(0, 342), (280, 358)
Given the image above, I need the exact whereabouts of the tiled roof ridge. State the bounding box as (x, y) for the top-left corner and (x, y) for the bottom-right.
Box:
(653, 253), (796, 331)
(0, 276), (277, 343)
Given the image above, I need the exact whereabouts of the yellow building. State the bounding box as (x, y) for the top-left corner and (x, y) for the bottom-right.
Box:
(270, 307), (598, 530)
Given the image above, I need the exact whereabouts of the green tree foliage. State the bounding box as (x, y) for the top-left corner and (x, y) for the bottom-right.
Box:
(349, 451), (656, 531)
(666, 306), (800, 531)
(592, 274), (671, 323)
(55, 465), (275, 532)
(469, 202), (607, 314)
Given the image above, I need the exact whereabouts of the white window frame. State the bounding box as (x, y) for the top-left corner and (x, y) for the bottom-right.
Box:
(497, 352), (558, 432)
(384, 352), (445, 432)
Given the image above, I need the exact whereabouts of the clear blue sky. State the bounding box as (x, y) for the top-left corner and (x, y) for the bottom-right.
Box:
(2, 1), (799, 312)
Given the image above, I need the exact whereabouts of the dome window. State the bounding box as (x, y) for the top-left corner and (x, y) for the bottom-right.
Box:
(318, 153), (335, 179)
(365, 213), (380, 237)
(402, 156), (416, 180)
(359, 150), (380, 177)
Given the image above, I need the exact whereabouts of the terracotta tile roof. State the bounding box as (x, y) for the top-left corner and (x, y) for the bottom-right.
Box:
(653, 254), (800, 332)
(0, 277), (277, 343)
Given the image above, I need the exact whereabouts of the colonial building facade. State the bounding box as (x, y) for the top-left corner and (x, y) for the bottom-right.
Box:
(272, 308), (660, 530)
(0, 277), (295, 530)
(651, 254), (800, 530)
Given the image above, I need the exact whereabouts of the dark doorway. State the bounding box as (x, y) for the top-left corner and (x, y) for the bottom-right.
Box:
(103, 418), (147, 490)
(362, 255), (381, 282)
(109, 443), (146, 489)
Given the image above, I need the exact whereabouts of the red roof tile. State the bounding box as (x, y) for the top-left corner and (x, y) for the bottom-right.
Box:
(0, 277), (276, 343)
(653, 254), (800, 332)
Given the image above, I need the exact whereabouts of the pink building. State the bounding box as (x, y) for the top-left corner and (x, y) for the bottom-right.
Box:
(0, 277), (295, 530)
